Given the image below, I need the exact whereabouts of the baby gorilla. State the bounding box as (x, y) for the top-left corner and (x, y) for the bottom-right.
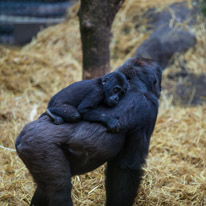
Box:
(46, 72), (128, 132)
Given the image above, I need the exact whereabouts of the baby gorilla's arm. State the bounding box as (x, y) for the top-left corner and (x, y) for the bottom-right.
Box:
(78, 89), (121, 132)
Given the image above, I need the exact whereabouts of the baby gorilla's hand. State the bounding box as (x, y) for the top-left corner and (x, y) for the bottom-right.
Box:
(106, 117), (121, 133)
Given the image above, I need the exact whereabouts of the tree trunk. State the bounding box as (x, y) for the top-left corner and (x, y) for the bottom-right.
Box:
(79, 0), (124, 80)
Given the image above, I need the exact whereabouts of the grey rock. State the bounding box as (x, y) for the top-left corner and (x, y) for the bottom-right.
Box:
(135, 1), (198, 69)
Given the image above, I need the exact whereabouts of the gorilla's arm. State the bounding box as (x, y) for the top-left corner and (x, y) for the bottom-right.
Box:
(78, 90), (121, 132)
(117, 92), (158, 129)
(115, 92), (159, 170)
(94, 91), (159, 206)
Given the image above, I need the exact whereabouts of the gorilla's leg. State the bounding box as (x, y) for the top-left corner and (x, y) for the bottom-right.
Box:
(17, 143), (73, 206)
(30, 186), (49, 206)
(105, 159), (144, 206)
(47, 105), (81, 124)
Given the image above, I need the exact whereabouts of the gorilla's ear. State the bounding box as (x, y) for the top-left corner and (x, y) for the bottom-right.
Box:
(102, 77), (109, 85)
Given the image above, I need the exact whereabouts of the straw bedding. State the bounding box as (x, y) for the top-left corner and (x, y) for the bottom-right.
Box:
(0, 0), (205, 205)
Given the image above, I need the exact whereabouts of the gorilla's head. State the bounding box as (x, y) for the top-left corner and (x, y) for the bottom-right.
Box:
(116, 57), (162, 98)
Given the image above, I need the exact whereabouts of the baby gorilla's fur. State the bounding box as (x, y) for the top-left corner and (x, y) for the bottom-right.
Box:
(46, 72), (128, 132)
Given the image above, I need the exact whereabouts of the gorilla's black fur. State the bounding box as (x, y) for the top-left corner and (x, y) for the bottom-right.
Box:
(15, 57), (162, 206)
(46, 71), (128, 132)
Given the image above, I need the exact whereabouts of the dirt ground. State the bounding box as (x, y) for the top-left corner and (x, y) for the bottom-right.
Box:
(0, 0), (206, 205)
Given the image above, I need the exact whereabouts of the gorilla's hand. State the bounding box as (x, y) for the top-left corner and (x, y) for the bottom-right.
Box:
(106, 117), (121, 133)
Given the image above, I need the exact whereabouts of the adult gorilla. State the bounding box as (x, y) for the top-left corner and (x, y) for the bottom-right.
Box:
(15, 57), (162, 206)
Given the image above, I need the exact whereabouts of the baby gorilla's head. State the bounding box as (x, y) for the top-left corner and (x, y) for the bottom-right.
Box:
(101, 72), (129, 107)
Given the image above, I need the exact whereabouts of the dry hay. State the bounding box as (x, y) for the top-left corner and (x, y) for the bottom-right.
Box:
(0, 0), (206, 205)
